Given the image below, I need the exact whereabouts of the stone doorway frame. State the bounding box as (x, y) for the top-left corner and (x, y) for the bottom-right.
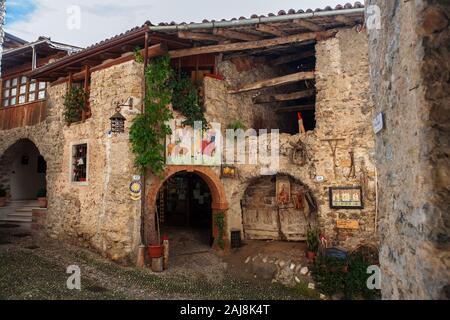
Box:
(147, 165), (229, 249)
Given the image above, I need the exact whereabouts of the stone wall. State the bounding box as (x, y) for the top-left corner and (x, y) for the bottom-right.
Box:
(204, 28), (377, 249)
(367, 0), (449, 299)
(0, 60), (144, 264)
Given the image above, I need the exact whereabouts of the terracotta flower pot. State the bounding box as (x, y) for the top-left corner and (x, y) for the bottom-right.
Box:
(0, 197), (6, 207)
(148, 245), (163, 258)
(37, 197), (47, 208)
(307, 251), (316, 262)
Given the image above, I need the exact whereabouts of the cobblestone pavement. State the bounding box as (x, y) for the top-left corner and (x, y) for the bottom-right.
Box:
(0, 224), (315, 300)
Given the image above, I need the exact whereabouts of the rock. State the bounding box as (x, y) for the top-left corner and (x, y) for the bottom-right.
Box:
(278, 260), (286, 268)
(320, 294), (327, 300)
(294, 276), (301, 284)
(244, 256), (251, 264)
(290, 263), (296, 270)
(252, 261), (277, 280)
(300, 267), (309, 275)
(308, 283), (315, 290)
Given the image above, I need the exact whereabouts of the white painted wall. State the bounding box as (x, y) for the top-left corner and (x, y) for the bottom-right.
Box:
(9, 141), (46, 200)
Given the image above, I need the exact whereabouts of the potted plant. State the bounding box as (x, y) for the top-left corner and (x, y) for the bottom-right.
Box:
(37, 188), (47, 208)
(0, 185), (7, 207)
(306, 227), (320, 262)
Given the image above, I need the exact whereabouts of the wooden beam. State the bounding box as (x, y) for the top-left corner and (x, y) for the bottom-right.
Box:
(293, 19), (324, 32)
(213, 28), (262, 41)
(178, 31), (224, 42)
(275, 104), (315, 113)
(169, 30), (335, 58)
(50, 43), (168, 86)
(228, 71), (315, 94)
(271, 50), (315, 66)
(99, 52), (121, 60)
(334, 15), (354, 26)
(254, 89), (316, 104)
(255, 24), (287, 37)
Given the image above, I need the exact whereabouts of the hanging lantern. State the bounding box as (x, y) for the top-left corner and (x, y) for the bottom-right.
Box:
(110, 105), (126, 133)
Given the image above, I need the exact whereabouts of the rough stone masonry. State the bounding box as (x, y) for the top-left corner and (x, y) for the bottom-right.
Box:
(367, 0), (449, 299)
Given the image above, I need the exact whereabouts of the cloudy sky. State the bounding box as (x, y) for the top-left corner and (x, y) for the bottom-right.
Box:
(5, 0), (345, 47)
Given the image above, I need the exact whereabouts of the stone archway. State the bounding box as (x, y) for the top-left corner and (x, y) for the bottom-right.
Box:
(147, 165), (229, 248)
(0, 138), (47, 201)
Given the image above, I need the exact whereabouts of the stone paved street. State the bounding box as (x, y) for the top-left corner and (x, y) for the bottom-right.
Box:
(0, 224), (316, 300)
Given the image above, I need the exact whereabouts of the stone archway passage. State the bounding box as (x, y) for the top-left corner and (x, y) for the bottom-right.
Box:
(0, 139), (47, 201)
(147, 165), (229, 248)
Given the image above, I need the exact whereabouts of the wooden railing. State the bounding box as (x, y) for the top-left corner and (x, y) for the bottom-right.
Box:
(0, 101), (47, 130)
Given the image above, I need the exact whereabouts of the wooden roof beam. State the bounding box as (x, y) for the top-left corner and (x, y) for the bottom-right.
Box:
(169, 30), (336, 58)
(255, 24), (287, 37)
(213, 28), (262, 41)
(275, 104), (315, 113)
(228, 71), (315, 94)
(177, 31), (225, 42)
(293, 19), (324, 32)
(271, 50), (315, 66)
(254, 89), (316, 104)
(334, 15), (354, 26)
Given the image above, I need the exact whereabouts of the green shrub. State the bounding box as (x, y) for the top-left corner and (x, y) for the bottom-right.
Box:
(227, 120), (246, 131)
(63, 87), (88, 124)
(311, 251), (381, 300)
(306, 227), (320, 253)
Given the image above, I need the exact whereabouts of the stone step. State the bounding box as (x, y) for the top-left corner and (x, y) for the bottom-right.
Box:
(0, 217), (32, 223)
(15, 208), (39, 213)
(8, 212), (33, 218)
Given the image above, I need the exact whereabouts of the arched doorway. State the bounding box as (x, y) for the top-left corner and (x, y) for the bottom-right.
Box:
(157, 172), (213, 247)
(147, 165), (229, 250)
(242, 174), (317, 241)
(0, 139), (46, 201)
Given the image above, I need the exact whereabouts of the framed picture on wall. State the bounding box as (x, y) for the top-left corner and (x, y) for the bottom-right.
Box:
(329, 186), (364, 209)
(276, 176), (291, 207)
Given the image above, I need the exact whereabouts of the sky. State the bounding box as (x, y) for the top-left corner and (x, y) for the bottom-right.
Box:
(4, 0), (345, 48)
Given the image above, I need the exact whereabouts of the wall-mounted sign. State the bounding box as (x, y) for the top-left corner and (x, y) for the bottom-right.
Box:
(129, 180), (142, 201)
(372, 113), (384, 134)
(221, 165), (237, 178)
(329, 186), (363, 209)
(166, 119), (221, 166)
(315, 175), (325, 183)
(336, 219), (360, 230)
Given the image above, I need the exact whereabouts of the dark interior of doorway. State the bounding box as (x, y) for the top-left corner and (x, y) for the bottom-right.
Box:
(157, 172), (213, 247)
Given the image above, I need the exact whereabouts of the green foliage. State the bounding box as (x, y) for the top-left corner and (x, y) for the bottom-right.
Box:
(0, 185), (6, 197)
(227, 120), (246, 131)
(215, 211), (225, 250)
(134, 47), (144, 64)
(130, 56), (174, 176)
(306, 227), (320, 252)
(63, 87), (88, 124)
(171, 75), (207, 129)
(37, 188), (46, 198)
(311, 252), (381, 300)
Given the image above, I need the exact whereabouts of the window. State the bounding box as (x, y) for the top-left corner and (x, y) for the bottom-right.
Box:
(1, 75), (48, 107)
(71, 143), (88, 183)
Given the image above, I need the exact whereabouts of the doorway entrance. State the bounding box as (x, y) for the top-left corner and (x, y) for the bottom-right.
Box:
(157, 172), (213, 249)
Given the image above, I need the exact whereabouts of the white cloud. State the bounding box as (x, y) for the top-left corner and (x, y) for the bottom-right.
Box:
(6, 0), (345, 47)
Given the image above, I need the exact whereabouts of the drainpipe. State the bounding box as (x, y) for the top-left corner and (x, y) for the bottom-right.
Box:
(31, 44), (37, 70)
(147, 8), (365, 32)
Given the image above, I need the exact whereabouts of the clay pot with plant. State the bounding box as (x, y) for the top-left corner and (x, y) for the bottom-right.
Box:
(0, 186), (7, 207)
(306, 227), (320, 262)
(37, 188), (47, 208)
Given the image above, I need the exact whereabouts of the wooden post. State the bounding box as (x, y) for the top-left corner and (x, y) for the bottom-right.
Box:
(82, 65), (90, 121)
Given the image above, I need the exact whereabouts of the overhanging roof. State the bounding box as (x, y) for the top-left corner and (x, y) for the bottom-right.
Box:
(29, 2), (365, 81)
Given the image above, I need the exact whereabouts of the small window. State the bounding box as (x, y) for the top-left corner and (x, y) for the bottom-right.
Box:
(71, 143), (88, 183)
(1, 76), (48, 107)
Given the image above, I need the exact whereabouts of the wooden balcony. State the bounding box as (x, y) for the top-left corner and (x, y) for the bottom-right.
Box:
(0, 101), (47, 130)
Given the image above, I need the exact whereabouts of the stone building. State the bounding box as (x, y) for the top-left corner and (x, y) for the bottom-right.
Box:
(367, 0), (449, 300)
(0, 4), (377, 266)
